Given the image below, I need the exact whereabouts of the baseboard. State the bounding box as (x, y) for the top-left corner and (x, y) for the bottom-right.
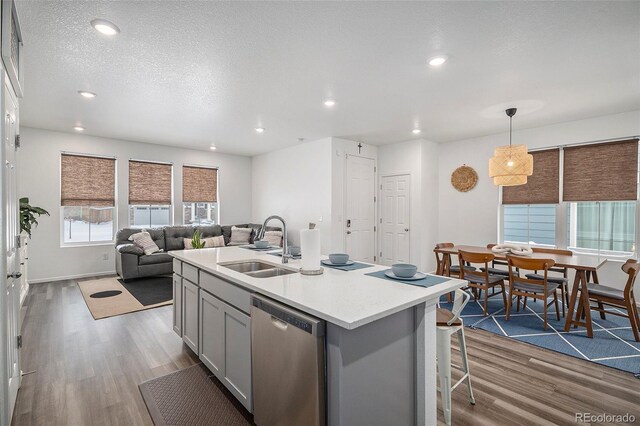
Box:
(29, 270), (116, 284)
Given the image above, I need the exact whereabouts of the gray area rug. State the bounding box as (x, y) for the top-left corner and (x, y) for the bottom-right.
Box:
(139, 363), (254, 426)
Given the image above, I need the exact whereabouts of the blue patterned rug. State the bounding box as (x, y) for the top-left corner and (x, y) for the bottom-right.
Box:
(440, 293), (640, 376)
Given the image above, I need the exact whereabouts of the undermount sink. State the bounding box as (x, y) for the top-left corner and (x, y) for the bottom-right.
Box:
(220, 261), (297, 278)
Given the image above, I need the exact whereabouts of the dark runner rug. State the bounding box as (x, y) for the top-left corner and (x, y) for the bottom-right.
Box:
(139, 363), (254, 426)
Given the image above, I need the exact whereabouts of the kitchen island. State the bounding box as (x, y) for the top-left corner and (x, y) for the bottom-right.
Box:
(170, 246), (465, 426)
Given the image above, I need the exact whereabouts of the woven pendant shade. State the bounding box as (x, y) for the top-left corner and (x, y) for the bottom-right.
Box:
(489, 144), (533, 186)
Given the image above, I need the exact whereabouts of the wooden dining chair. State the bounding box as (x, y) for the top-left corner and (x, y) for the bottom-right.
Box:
(524, 247), (573, 317)
(506, 256), (560, 330)
(480, 244), (510, 277)
(582, 259), (640, 342)
(458, 251), (508, 316)
(434, 242), (477, 278)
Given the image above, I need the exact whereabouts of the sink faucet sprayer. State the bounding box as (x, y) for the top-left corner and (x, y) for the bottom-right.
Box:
(258, 215), (290, 264)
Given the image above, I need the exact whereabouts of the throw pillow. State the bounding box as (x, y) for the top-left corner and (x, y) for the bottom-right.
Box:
(229, 226), (252, 245)
(130, 232), (161, 255)
(184, 235), (226, 249)
(264, 230), (283, 247)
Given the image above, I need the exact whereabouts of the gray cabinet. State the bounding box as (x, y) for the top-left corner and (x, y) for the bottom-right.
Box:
(221, 302), (252, 411)
(199, 290), (224, 376)
(182, 279), (199, 353)
(198, 288), (252, 412)
(173, 274), (183, 336)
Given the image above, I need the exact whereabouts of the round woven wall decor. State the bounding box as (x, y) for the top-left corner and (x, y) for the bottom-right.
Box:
(451, 165), (478, 192)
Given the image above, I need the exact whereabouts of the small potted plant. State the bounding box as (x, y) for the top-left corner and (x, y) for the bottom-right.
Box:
(191, 229), (206, 249)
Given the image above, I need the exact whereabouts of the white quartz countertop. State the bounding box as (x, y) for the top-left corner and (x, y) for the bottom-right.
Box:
(170, 247), (466, 330)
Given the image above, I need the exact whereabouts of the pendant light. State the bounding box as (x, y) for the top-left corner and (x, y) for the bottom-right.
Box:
(488, 108), (533, 186)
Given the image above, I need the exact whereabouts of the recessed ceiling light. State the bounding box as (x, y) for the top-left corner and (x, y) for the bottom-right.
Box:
(428, 56), (447, 67)
(412, 129), (422, 135)
(91, 19), (120, 36)
(78, 91), (97, 98)
(324, 99), (336, 107)
(73, 126), (85, 132)
(255, 127), (265, 133)
(209, 145), (217, 150)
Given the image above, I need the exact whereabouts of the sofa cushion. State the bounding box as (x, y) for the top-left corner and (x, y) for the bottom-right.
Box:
(130, 232), (162, 255)
(264, 230), (283, 247)
(117, 243), (144, 256)
(184, 236), (225, 249)
(196, 225), (223, 238)
(230, 226), (252, 245)
(138, 252), (173, 265)
(164, 226), (196, 251)
(221, 226), (232, 246)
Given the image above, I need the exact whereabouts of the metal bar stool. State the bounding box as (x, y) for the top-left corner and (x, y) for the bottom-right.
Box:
(437, 289), (475, 426)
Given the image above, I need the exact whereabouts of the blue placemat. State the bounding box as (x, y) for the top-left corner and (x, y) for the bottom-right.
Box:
(321, 261), (373, 271)
(365, 270), (449, 287)
(239, 245), (280, 251)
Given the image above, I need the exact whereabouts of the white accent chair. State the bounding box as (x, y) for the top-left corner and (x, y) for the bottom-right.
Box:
(437, 289), (476, 426)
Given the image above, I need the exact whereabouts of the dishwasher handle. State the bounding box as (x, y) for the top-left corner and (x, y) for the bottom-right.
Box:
(271, 316), (288, 330)
(252, 294), (325, 337)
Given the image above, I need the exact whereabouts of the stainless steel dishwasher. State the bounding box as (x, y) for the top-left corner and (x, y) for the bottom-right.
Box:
(251, 294), (326, 426)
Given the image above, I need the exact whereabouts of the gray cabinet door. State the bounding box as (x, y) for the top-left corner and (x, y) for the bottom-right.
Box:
(173, 274), (182, 336)
(222, 302), (252, 412)
(182, 279), (199, 353)
(199, 290), (224, 378)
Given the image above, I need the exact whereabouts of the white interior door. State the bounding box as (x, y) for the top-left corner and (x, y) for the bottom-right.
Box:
(3, 78), (20, 421)
(380, 174), (411, 266)
(345, 155), (375, 262)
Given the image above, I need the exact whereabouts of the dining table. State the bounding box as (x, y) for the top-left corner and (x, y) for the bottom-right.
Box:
(433, 245), (607, 337)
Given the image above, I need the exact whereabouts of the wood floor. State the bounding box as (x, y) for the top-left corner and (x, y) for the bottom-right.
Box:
(11, 279), (640, 426)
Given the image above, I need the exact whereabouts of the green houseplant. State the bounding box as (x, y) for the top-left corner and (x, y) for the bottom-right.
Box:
(191, 229), (206, 249)
(20, 197), (49, 238)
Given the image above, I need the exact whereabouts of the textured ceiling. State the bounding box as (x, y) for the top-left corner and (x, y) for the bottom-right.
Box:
(15, 1), (640, 156)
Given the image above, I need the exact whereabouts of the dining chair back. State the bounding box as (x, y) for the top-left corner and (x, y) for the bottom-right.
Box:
(527, 247), (573, 316)
(506, 255), (560, 329)
(434, 242), (455, 276)
(458, 250), (507, 316)
(585, 259), (640, 341)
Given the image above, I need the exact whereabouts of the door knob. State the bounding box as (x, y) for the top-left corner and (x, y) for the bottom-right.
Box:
(346, 231), (352, 235)
(404, 228), (410, 232)
(7, 272), (21, 279)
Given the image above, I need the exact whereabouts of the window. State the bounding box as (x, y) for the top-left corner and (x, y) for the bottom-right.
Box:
(182, 165), (218, 225)
(183, 203), (218, 225)
(568, 201), (636, 256)
(503, 204), (556, 246)
(499, 139), (639, 256)
(128, 160), (173, 228)
(60, 153), (116, 244)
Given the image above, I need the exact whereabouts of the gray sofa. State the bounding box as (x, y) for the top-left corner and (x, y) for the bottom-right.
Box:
(115, 223), (278, 280)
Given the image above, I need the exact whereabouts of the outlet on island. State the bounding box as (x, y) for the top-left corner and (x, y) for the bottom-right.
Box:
(102, 253), (109, 261)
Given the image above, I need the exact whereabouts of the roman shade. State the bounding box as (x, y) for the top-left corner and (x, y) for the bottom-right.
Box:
(563, 139), (639, 202)
(502, 149), (560, 205)
(182, 166), (218, 203)
(60, 154), (115, 206)
(129, 160), (172, 205)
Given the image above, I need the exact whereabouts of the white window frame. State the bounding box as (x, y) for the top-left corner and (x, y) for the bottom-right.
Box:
(183, 202), (219, 226)
(128, 204), (173, 229)
(60, 206), (118, 247)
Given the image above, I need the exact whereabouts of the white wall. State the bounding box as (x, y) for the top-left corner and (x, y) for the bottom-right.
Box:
(17, 127), (252, 282)
(377, 139), (439, 272)
(251, 138), (333, 251)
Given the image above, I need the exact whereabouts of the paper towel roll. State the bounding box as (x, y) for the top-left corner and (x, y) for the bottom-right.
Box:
(300, 229), (321, 272)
